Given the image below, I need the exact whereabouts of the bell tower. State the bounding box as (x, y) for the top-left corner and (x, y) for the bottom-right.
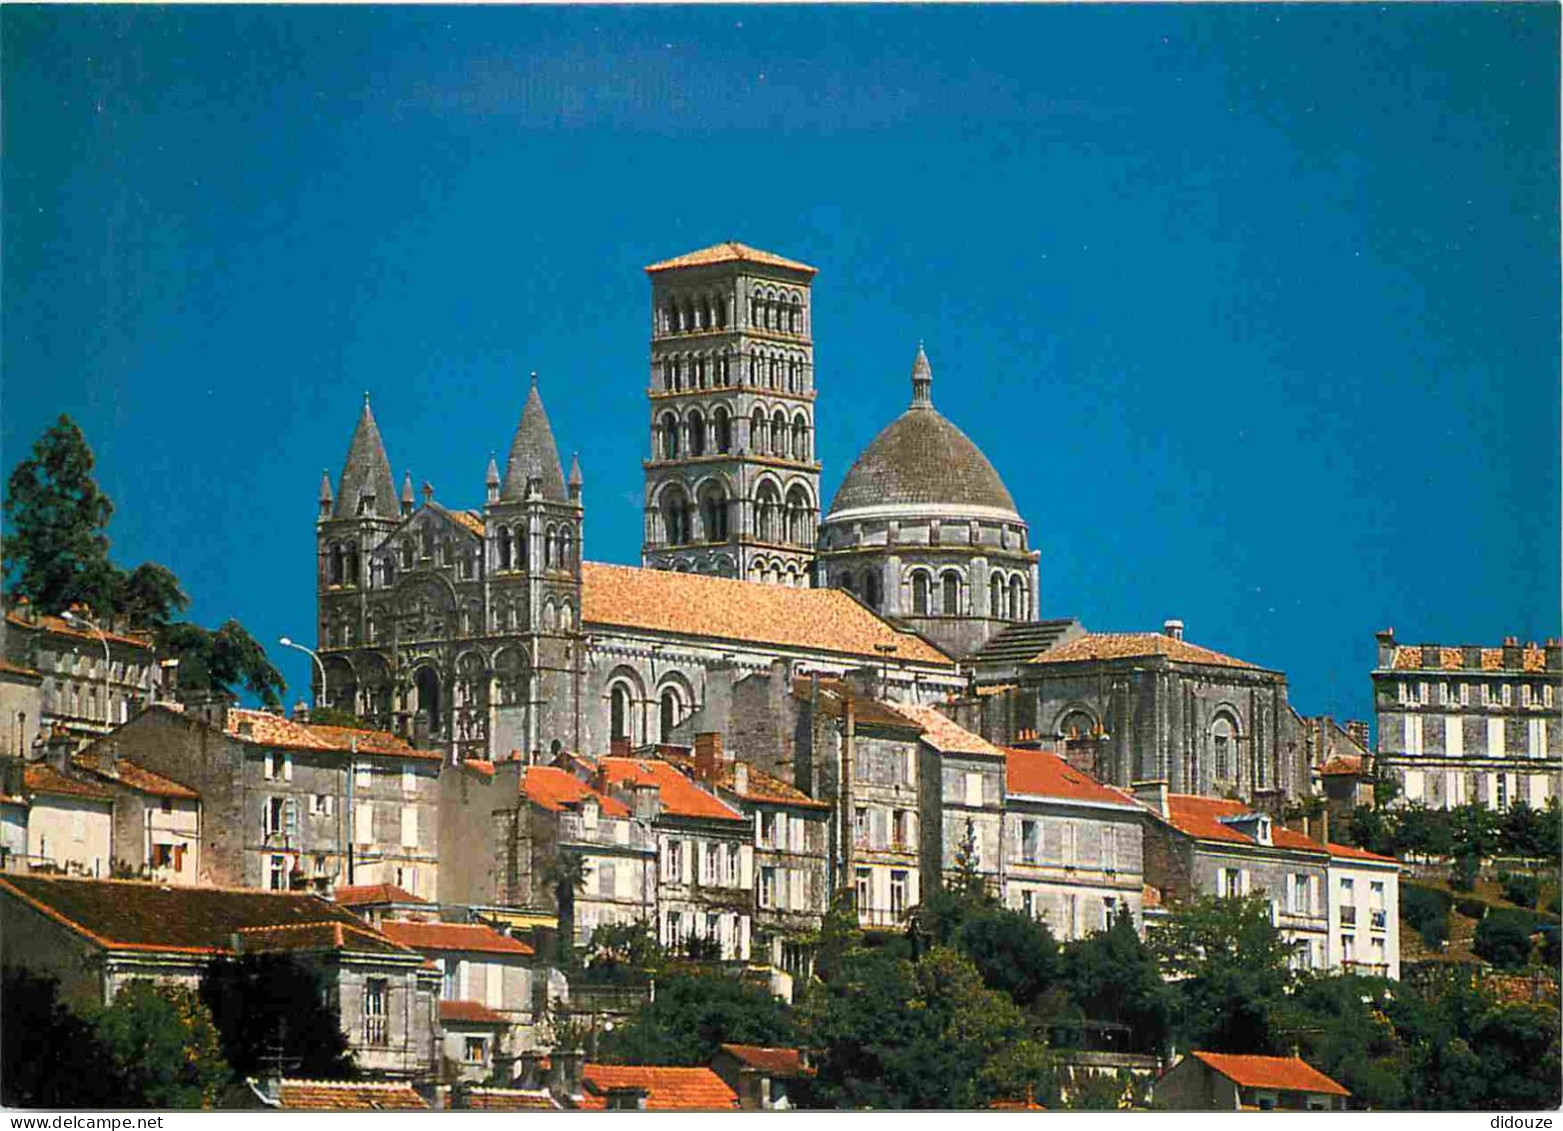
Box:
(640, 241), (821, 586)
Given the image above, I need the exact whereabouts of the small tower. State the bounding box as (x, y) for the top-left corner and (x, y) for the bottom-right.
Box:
(640, 241), (822, 586)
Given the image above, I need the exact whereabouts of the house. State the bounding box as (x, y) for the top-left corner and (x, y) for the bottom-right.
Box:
(0, 874), (440, 1079)
(711, 1043), (814, 1110)
(1325, 841), (1401, 979)
(898, 702), (1007, 902)
(1001, 742), (1146, 940)
(1156, 1051), (1350, 1111)
(332, 882), (432, 926)
(70, 745), (201, 884)
(248, 1078), (430, 1110)
(576, 1064), (739, 1111)
(21, 757), (114, 877)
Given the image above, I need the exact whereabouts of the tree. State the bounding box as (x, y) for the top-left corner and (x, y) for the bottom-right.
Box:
(1, 966), (131, 1109)
(951, 903), (1061, 1008)
(200, 954), (357, 1081)
(1473, 911), (1537, 969)
(1501, 800), (1560, 861)
(1058, 909), (1174, 1056)
(581, 919), (662, 985)
(544, 852), (590, 966)
(158, 619), (286, 707)
(598, 969), (797, 1066)
(1282, 974), (1409, 1110)
(94, 980), (230, 1109)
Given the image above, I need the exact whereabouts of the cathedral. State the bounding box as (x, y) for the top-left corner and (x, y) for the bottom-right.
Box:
(315, 240), (1307, 802)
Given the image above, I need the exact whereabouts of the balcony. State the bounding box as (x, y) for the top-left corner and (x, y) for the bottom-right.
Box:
(362, 1016), (388, 1047)
(1341, 960), (1389, 978)
(857, 907), (907, 930)
(1339, 905), (1357, 927)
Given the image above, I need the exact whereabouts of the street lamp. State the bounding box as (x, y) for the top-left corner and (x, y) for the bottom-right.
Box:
(61, 610), (112, 729)
(279, 637), (326, 713)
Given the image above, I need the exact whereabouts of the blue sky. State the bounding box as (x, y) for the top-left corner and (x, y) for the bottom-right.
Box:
(3, 4), (1558, 731)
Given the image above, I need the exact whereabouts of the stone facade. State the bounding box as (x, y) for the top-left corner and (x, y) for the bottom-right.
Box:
(70, 742), (203, 885)
(1371, 629), (1562, 811)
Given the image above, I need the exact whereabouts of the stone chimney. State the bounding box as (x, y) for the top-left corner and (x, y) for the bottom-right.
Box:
(1546, 638), (1562, 674)
(733, 762), (749, 795)
(180, 689), (232, 732)
(1503, 636), (1522, 670)
(1131, 779), (1168, 818)
(694, 732), (723, 783)
(549, 1049), (585, 1104)
(1344, 720), (1371, 752)
(43, 724), (76, 772)
(630, 781), (661, 822)
(1373, 628), (1399, 669)
(95, 740), (118, 779)
(1163, 619), (1184, 642)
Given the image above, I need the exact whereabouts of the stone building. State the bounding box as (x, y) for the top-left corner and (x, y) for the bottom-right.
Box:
(816, 345), (1040, 661)
(70, 743), (202, 884)
(897, 702), (1008, 902)
(641, 242), (822, 584)
(20, 759), (114, 877)
(1371, 629), (1561, 810)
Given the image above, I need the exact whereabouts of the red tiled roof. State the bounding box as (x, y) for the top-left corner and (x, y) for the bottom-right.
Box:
(378, 920), (535, 957)
(1326, 841), (1399, 865)
(274, 1079), (429, 1110)
(1390, 643), (1548, 673)
(440, 999), (509, 1026)
(989, 1096), (1048, 1110)
(719, 1044), (815, 1077)
(0, 658), (40, 679)
(5, 610), (152, 649)
(578, 1065), (739, 1111)
(1028, 632), (1258, 670)
(464, 1087), (561, 1111)
(894, 702), (1005, 758)
(234, 920), (411, 957)
(71, 756), (200, 799)
(1157, 795), (1327, 855)
(24, 763), (113, 802)
(524, 765), (629, 818)
(660, 753), (829, 811)
(1188, 1051), (1350, 1097)
(1318, 755), (1364, 777)
(1005, 747), (1135, 807)
(332, 883), (428, 906)
(599, 757), (744, 822)
(224, 709), (441, 761)
(645, 241), (816, 276)
(582, 563), (951, 666)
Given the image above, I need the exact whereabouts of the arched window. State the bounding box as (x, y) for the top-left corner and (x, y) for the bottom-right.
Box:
(912, 572), (930, 616)
(990, 575), (1003, 618)
(687, 410), (706, 456)
(771, 410), (788, 457)
(790, 299), (802, 333)
(839, 571), (855, 595)
(384, 558), (396, 587)
(942, 572), (961, 616)
(1009, 576), (1025, 621)
(660, 689), (679, 741)
(498, 528), (512, 571)
(559, 528), (574, 571)
(755, 482), (781, 543)
(328, 544), (345, 586)
(1212, 716), (1235, 780)
(785, 484), (812, 545)
(611, 685), (631, 742)
(661, 412), (680, 460)
(546, 526), (560, 569)
(421, 525), (433, 559)
(345, 543), (359, 586)
(792, 414), (809, 460)
(713, 408), (732, 453)
(715, 298), (727, 328)
(662, 486), (693, 545)
(699, 484), (729, 543)
(559, 602), (574, 632)
(750, 409), (767, 453)
(863, 571), (881, 610)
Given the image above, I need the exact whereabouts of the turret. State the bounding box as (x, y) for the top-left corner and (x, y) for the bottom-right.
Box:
(333, 393), (397, 519)
(910, 341), (933, 408)
(485, 453), (501, 504)
(400, 471), (415, 517)
(568, 453), (583, 504)
(318, 469), (334, 519)
(502, 373), (567, 502)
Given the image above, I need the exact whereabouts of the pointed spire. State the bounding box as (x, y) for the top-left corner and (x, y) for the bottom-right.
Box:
(333, 395), (397, 519)
(910, 342), (933, 408)
(567, 452), (583, 502)
(319, 469), (334, 505)
(501, 374), (567, 502)
(401, 470), (415, 516)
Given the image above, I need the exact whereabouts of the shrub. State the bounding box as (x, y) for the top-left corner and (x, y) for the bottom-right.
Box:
(1450, 854), (1480, 891)
(1402, 885), (1452, 949)
(1547, 893), (1561, 916)
(1455, 898), (1488, 921)
(1502, 873), (1541, 909)
(1474, 911), (1538, 969)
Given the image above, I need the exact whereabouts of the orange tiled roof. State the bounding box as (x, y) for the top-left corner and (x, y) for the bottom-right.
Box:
(894, 702), (1005, 758)
(440, 999), (509, 1026)
(235, 920), (412, 957)
(645, 241), (816, 276)
(989, 1096), (1048, 1110)
(274, 1079), (429, 1111)
(660, 752), (829, 811)
(1318, 755), (1364, 777)
(5, 610), (152, 649)
(1028, 632), (1258, 670)
(224, 709), (441, 761)
(447, 508), (486, 538)
(599, 757), (744, 823)
(1005, 747), (1136, 807)
(464, 1087), (561, 1111)
(0, 658), (40, 679)
(332, 883), (427, 906)
(1188, 1051), (1350, 1097)
(24, 763), (113, 802)
(718, 1044), (815, 1077)
(582, 563), (951, 667)
(71, 755), (199, 799)
(1326, 841), (1399, 865)
(1390, 643), (1549, 673)
(524, 765), (629, 818)
(578, 1064), (739, 1111)
(1157, 795), (1327, 856)
(378, 920), (535, 957)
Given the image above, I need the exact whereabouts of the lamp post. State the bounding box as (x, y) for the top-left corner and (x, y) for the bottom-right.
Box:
(279, 637), (326, 713)
(61, 610), (111, 729)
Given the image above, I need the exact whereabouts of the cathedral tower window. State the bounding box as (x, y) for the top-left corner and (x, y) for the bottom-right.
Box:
(755, 482), (781, 543)
(498, 528), (513, 571)
(785, 484), (812, 545)
(942, 572), (961, 616)
(1008, 576), (1025, 621)
(662, 486), (693, 545)
(750, 409), (766, 453)
(661, 413), (680, 459)
(792, 414), (809, 460)
(687, 410), (706, 456)
(713, 408), (732, 453)
(698, 484), (730, 543)
(401, 542), (415, 571)
(345, 544), (359, 586)
(610, 685), (631, 742)
(328, 544), (345, 587)
(912, 572), (931, 616)
(840, 571), (855, 594)
(990, 575), (1004, 619)
(545, 526), (558, 569)
(559, 528), (575, 571)
(864, 571), (881, 610)
(771, 410), (788, 457)
(1212, 716), (1236, 781)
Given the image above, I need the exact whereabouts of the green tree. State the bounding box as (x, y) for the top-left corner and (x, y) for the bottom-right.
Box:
(1473, 911), (1537, 969)
(950, 903), (1061, 1008)
(158, 620), (285, 707)
(94, 980), (230, 1109)
(1501, 800), (1560, 860)
(598, 968), (796, 1066)
(581, 919), (662, 985)
(543, 852), (590, 966)
(1282, 974), (1409, 1109)
(1, 966), (131, 1109)
(200, 954), (357, 1081)
(1394, 804), (1452, 858)
(1058, 909), (1174, 1056)
(1470, 1002), (1563, 1110)
(1153, 895), (1294, 1054)
(1450, 803), (1502, 860)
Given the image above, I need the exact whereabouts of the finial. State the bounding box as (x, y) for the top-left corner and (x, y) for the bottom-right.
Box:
(401, 471), (414, 502)
(568, 452), (583, 487)
(363, 390), (371, 407)
(530, 371), (539, 388)
(485, 452), (500, 484)
(910, 342), (933, 408)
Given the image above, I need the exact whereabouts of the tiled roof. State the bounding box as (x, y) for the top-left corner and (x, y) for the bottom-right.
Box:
(224, 710), (441, 761)
(524, 765), (630, 818)
(644, 241), (816, 276)
(464, 1087), (562, 1111)
(235, 920), (411, 957)
(578, 1065), (740, 1111)
(1005, 747), (1136, 807)
(1143, 884), (1163, 910)
(71, 756), (200, 799)
(24, 763), (113, 802)
(0, 657), (41, 679)
(600, 757), (744, 823)
(1390, 643), (1548, 673)
(332, 883), (427, 906)
(1156, 795), (1327, 856)
(718, 1044), (815, 1077)
(894, 702), (1005, 758)
(660, 753), (828, 811)
(429, 503), (485, 539)
(792, 676), (925, 732)
(331, 398), (398, 521)
(1326, 841), (1399, 865)
(0, 875), (405, 956)
(1318, 755), (1364, 777)
(5, 610), (153, 649)
(440, 999), (509, 1026)
(501, 378), (567, 503)
(1188, 1052), (1350, 1097)
(1027, 632), (1258, 670)
(378, 920), (535, 957)
(275, 1079), (429, 1111)
(582, 563), (951, 666)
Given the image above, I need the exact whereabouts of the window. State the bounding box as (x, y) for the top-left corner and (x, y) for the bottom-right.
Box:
(941, 573), (960, 616)
(268, 854), (289, 891)
(401, 805), (419, 848)
(665, 839), (683, 883)
(1486, 683), (1500, 706)
(725, 843), (740, 886)
(1341, 934), (1355, 963)
(464, 1037), (487, 1065)
(265, 750), (287, 780)
(1021, 819), (1039, 863)
(890, 870), (908, 917)
(854, 807), (868, 845)
(610, 685), (631, 742)
(1102, 896), (1117, 930)
(1212, 718), (1234, 779)
(855, 867), (871, 912)
(1501, 684), (1512, 707)
(310, 793), (333, 817)
(402, 764), (417, 794)
(355, 799), (374, 845)
(666, 910), (682, 947)
(442, 960), (460, 1000)
(911, 573), (929, 616)
(760, 811), (777, 847)
(363, 979), (388, 1046)
(892, 809), (907, 849)
(1223, 868), (1243, 898)
(355, 761), (372, 788)
(760, 865), (776, 908)
(1021, 890), (1035, 919)
(1292, 874), (1309, 915)
(964, 771), (983, 807)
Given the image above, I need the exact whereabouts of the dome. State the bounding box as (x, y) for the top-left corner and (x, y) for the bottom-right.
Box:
(827, 346), (1019, 518)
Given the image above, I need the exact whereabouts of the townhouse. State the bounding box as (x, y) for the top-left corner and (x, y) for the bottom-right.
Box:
(1325, 841), (1401, 979)
(898, 702), (1007, 901)
(70, 745), (201, 884)
(19, 755), (114, 877)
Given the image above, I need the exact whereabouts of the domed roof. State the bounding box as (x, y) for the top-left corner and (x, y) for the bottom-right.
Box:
(827, 346), (1019, 518)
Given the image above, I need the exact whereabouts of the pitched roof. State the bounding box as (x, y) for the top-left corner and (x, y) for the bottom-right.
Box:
(224, 709), (441, 761)
(71, 756), (200, 799)
(718, 1044), (815, 1077)
(440, 999), (509, 1026)
(1390, 643), (1548, 673)
(501, 377), (568, 502)
(582, 563), (951, 666)
(24, 763), (114, 802)
(332, 397), (398, 520)
(659, 752), (828, 811)
(578, 1065), (739, 1111)
(645, 241), (816, 276)
(1318, 755), (1364, 777)
(1027, 632), (1258, 670)
(599, 757), (744, 822)
(1326, 841), (1399, 865)
(894, 702), (1005, 758)
(274, 1079), (429, 1111)
(524, 765), (629, 818)
(463, 1087), (562, 1111)
(332, 883), (427, 907)
(5, 610), (153, 650)
(377, 919), (535, 957)
(0, 657), (41, 680)
(1156, 795), (1327, 856)
(1005, 747), (1136, 807)
(0, 875), (409, 956)
(234, 920), (411, 957)
(1188, 1052), (1350, 1097)
(791, 676), (925, 732)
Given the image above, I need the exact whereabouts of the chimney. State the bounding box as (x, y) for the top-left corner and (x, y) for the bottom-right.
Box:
(180, 688), (232, 733)
(1546, 638), (1562, 674)
(694, 732), (723, 783)
(1131, 779), (1169, 818)
(291, 700), (310, 722)
(1320, 807), (1331, 848)
(549, 1049), (585, 1103)
(610, 736), (631, 759)
(1503, 636), (1522, 670)
(1374, 628), (1397, 669)
(1345, 720), (1371, 751)
(630, 781), (661, 822)
(44, 724), (76, 772)
(1463, 644), (1482, 671)
(96, 740), (118, 778)
(1163, 619), (1184, 642)
(733, 762), (749, 795)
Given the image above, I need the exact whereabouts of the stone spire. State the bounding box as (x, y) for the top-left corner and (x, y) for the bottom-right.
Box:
(318, 469), (334, 517)
(567, 452), (583, 502)
(485, 452), (501, 504)
(501, 373), (567, 502)
(333, 394), (397, 519)
(910, 342), (933, 408)
(400, 471), (415, 516)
